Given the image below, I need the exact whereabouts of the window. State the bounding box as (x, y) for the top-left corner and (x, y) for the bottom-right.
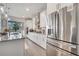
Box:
(8, 18), (23, 39)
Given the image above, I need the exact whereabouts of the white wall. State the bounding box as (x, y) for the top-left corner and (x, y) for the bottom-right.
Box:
(0, 39), (25, 56)
(40, 10), (47, 28)
(32, 17), (36, 30)
(25, 20), (33, 29)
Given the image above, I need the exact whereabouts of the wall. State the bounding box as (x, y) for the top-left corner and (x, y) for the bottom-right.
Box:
(32, 17), (36, 30)
(25, 20), (33, 30)
(40, 10), (47, 28)
(0, 39), (25, 56)
(32, 14), (40, 30)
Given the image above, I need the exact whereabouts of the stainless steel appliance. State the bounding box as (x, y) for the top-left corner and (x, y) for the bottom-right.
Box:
(46, 4), (79, 56)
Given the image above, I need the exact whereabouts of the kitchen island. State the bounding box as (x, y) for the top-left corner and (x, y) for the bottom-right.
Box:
(26, 32), (47, 49)
(0, 38), (25, 56)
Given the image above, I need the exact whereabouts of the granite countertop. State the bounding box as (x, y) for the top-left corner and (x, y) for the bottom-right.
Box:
(27, 32), (45, 36)
(0, 37), (25, 42)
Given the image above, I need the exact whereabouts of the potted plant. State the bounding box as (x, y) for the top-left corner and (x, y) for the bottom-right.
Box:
(0, 28), (9, 36)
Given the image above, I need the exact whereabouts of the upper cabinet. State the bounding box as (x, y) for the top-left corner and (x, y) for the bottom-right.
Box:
(60, 3), (73, 9)
(47, 3), (57, 15)
(47, 3), (73, 15)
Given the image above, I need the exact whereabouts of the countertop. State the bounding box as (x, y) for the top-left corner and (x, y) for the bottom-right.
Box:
(0, 37), (25, 42)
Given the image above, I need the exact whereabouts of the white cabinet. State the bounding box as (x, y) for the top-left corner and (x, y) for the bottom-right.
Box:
(27, 32), (46, 49)
(47, 3), (57, 15)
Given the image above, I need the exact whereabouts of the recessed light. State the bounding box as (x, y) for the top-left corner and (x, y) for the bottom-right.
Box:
(22, 16), (25, 17)
(5, 14), (8, 17)
(26, 8), (30, 11)
(0, 7), (4, 13)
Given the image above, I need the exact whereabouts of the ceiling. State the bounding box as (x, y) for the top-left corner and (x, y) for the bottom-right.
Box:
(1, 3), (47, 18)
